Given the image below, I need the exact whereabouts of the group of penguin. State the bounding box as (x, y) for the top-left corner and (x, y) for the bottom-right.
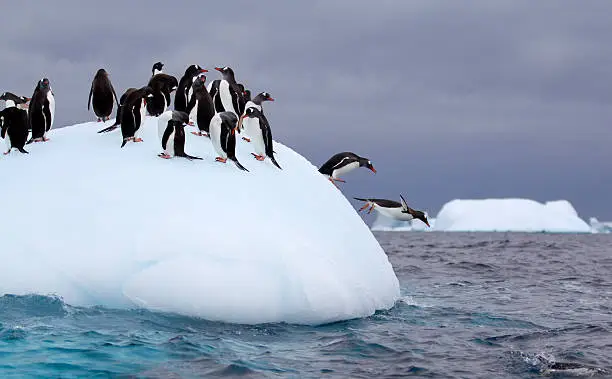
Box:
(0, 61), (429, 227)
(87, 62), (279, 171)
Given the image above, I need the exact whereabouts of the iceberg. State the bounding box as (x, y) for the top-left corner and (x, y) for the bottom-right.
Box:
(433, 198), (591, 233)
(589, 218), (612, 234)
(370, 212), (435, 232)
(0, 117), (400, 325)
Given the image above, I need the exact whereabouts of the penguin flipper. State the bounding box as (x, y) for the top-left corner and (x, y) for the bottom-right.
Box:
(17, 147), (28, 154)
(121, 139), (128, 148)
(88, 82), (93, 111)
(232, 158), (249, 172)
(97, 125), (118, 133)
(178, 153), (202, 160)
(270, 156), (282, 170)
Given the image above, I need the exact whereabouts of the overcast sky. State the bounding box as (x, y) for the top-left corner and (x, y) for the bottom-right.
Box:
(1, 1), (610, 220)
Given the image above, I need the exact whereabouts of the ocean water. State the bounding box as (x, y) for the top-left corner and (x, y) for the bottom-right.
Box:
(1, 232), (610, 378)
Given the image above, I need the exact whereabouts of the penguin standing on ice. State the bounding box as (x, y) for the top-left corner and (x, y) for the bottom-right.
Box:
(209, 111), (248, 171)
(0, 92), (30, 154)
(88, 68), (119, 122)
(239, 107), (281, 169)
(175, 64), (207, 113)
(239, 91), (274, 142)
(27, 78), (55, 143)
(210, 66), (242, 116)
(157, 110), (202, 160)
(186, 76), (215, 137)
(120, 86), (154, 147)
(147, 73), (178, 116)
(354, 195), (430, 227)
(318, 152), (376, 186)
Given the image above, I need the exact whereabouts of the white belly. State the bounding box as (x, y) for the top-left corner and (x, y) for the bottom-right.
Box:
(3, 129), (11, 152)
(375, 206), (414, 221)
(209, 115), (225, 158)
(47, 91), (55, 131)
(135, 101), (147, 138)
(164, 132), (175, 156)
(189, 99), (198, 122)
(332, 161), (360, 178)
(241, 117), (258, 136)
(219, 81), (236, 115)
(250, 123), (266, 156)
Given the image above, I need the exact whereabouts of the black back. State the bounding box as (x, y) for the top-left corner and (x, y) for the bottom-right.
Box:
(318, 152), (361, 176)
(189, 77), (215, 133)
(28, 80), (52, 140)
(88, 69), (119, 118)
(0, 107), (29, 150)
(175, 65), (204, 112)
(121, 86), (152, 140)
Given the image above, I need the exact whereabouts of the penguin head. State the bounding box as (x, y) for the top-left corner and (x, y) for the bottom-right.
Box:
(214, 66), (235, 78)
(95, 68), (108, 77)
(39, 78), (51, 90)
(171, 110), (190, 126)
(192, 76), (206, 90)
(0, 92), (30, 105)
(152, 62), (164, 75)
(358, 157), (376, 173)
(407, 209), (430, 227)
(242, 107), (262, 119)
(186, 64), (207, 77)
(261, 92), (274, 102)
(243, 89), (251, 99)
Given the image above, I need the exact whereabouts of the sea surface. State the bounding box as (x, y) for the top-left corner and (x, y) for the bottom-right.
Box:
(0, 232), (611, 378)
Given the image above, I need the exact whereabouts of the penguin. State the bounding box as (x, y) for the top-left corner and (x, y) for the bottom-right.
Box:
(27, 78), (55, 144)
(0, 92), (30, 154)
(239, 91), (274, 142)
(97, 87), (136, 133)
(151, 61), (164, 76)
(157, 110), (202, 160)
(186, 76), (215, 137)
(88, 68), (119, 122)
(318, 152), (376, 186)
(175, 64), (207, 113)
(147, 73), (178, 116)
(209, 111), (248, 171)
(120, 86), (154, 147)
(210, 66), (242, 116)
(354, 195), (430, 227)
(239, 107), (281, 169)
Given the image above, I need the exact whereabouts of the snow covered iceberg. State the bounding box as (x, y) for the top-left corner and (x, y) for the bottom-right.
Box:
(0, 117), (400, 325)
(433, 198), (591, 233)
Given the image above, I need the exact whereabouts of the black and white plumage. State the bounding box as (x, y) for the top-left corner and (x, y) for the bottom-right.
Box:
(120, 86), (154, 147)
(88, 68), (119, 122)
(151, 61), (164, 76)
(209, 111), (248, 171)
(354, 195), (430, 226)
(239, 91), (274, 142)
(98, 87), (137, 133)
(147, 73), (178, 116)
(209, 66), (242, 116)
(175, 64), (207, 113)
(186, 76), (215, 137)
(27, 78), (55, 144)
(318, 152), (376, 185)
(239, 107), (281, 169)
(0, 92), (30, 154)
(157, 110), (201, 160)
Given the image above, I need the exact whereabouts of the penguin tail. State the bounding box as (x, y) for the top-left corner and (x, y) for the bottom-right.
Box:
(17, 147), (29, 154)
(121, 139), (128, 148)
(232, 158), (249, 172)
(181, 153), (203, 161)
(25, 138), (34, 145)
(98, 125), (118, 134)
(270, 156), (282, 170)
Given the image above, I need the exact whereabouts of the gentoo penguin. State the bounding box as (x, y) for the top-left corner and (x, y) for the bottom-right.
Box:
(239, 107), (281, 169)
(97, 87), (136, 133)
(354, 195), (430, 227)
(88, 69), (119, 122)
(318, 152), (376, 186)
(157, 110), (201, 160)
(210, 66), (242, 116)
(120, 86), (154, 147)
(151, 61), (164, 76)
(147, 73), (178, 116)
(175, 64), (207, 113)
(186, 76), (215, 137)
(0, 92), (30, 154)
(27, 78), (55, 143)
(209, 111), (248, 171)
(239, 91), (274, 142)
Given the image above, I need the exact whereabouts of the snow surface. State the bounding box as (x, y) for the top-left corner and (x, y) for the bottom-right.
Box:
(370, 212), (435, 232)
(433, 198), (591, 233)
(0, 117), (399, 325)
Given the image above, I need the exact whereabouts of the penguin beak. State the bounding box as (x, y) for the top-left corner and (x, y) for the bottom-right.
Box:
(237, 115), (245, 130)
(267, 97), (275, 101)
(200, 69), (208, 73)
(231, 128), (236, 136)
(424, 219), (430, 227)
(369, 165), (377, 174)
(214, 67), (223, 72)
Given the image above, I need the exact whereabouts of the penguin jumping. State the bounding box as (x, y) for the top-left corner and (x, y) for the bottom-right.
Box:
(239, 107), (281, 169)
(0, 92), (30, 154)
(157, 110), (201, 160)
(209, 111), (248, 171)
(186, 76), (215, 137)
(120, 86), (154, 147)
(88, 68), (119, 122)
(175, 64), (207, 113)
(239, 91), (274, 142)
(354, 195), (430, 227)
(27, 78), (55, 144)
(318, 152), (376, 186)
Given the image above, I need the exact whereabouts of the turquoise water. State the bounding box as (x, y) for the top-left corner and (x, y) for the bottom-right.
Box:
(1, 233), (610, 378)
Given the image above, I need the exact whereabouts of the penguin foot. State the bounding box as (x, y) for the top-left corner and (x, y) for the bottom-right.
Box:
(42, 137), (50, 142)
(367, 204), (375, 214)
(97, 118), (102, 122)
(332, 178), (346, 183)
(158, 153), (172, 159)
(215, 157), (227, 163)
(3, 151), (9, 155)
(328, 178), (340, 189)
(358, 203), (370, 212)
(188, 121), (195, 126)
(242, 137), (251, 142)
(134, 138), (143, 143)
(251, 153), (265, 161)
(191, 131), (208, 137)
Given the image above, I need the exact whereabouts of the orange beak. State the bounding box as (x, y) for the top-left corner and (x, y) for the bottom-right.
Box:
(200, 69), (208, 73)
(424, 220), (430, 227)
(214, 67), (223, 72)
(369, 166), (377, 174)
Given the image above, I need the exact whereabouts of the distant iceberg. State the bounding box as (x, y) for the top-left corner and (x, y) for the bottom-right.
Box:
(432, 198), (591, 233)
(589, 218), (612, 234)
(371, 212), (435, 232)
(0, 117), (400, 325)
